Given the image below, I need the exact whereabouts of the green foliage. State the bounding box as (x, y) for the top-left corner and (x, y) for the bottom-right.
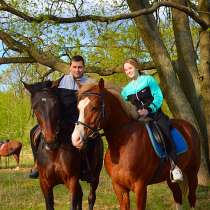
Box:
(0, 90), (34, 144)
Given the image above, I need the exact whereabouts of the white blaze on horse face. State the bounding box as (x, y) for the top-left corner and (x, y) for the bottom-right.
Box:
(72, 97), (90, 149)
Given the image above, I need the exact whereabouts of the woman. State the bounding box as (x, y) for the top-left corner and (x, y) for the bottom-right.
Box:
(121, 58), (183, 182)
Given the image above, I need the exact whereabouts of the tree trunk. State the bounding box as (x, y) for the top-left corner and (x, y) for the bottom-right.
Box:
(171, 0), (210, 185)
(199, 0), (210, 167)
(127, 0), (210, 184)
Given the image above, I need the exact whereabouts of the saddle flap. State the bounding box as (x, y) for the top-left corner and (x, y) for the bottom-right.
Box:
(145, 123), (188, 158)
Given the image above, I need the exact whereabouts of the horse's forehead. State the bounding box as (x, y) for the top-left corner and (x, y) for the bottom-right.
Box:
(78, 97), (90, 111)
(34, 90), (53, 100)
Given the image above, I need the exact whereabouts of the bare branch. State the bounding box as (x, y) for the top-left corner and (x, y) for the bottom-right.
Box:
(0, 0), (209, 29)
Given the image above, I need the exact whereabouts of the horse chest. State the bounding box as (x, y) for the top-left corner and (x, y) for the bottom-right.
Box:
(104, 149), (134, 188)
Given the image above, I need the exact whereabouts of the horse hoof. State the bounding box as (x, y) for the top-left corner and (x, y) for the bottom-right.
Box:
(14, 166), (20, 171)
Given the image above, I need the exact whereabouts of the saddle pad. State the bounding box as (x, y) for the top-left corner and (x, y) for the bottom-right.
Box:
(145, 124), (188, 158)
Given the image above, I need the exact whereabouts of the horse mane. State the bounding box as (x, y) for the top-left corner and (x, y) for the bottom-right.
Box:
(78, 81), (139, 120)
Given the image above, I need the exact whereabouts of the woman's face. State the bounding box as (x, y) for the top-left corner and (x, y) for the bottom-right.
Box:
(123, 62), (139, 79)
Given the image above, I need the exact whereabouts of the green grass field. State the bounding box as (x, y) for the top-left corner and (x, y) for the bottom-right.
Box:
(0, 148), (209, 210)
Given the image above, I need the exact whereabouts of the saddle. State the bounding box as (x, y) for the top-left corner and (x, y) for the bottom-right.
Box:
(145, 120), (188, 159)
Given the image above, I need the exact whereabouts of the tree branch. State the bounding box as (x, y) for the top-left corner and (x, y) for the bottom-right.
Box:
(64, 44), (148, 52)
(0, 0), (209, 29)
(0, 30), (68, 73)
(0, 56), (36, 64)
(0, 54), (156, 76)
(85, 61), (156, 76)
(0, 30), (26, 53)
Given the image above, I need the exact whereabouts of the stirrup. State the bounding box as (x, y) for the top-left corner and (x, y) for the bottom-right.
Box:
(170, 165), (183, 183)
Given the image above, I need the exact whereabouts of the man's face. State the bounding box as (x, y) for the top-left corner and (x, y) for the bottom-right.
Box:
(70, 60), (85, 79)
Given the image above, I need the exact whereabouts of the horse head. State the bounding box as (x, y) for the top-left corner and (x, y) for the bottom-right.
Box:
(23, 81), (61, 149)
(71, 79), (105, 149)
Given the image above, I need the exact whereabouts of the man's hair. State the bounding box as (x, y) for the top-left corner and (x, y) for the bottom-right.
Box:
(70, 55), (85, 66)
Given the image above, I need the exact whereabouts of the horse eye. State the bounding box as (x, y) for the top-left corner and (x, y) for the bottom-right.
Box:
(91, 107), (98, 112)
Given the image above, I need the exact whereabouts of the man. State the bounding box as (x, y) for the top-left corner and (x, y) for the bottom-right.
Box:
(29, 55), (93, 178)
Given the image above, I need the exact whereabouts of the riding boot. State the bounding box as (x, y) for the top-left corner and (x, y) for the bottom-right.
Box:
(168, 137), (178, 165)
(29, 125), (40, 179)
(153, 110), (183, 182)
(168, 133), (184, 183)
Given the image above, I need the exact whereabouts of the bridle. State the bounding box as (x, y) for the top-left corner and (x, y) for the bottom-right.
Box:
(75, 92), (105, 140)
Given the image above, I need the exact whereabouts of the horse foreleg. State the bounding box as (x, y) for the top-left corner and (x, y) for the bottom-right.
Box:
(134, 182), (147, 210)
(5, 156), (9, 168)
(76, 183), (83, 210)
(13, 153), (20, 170)
(68, 177), (82, 210)
(88, 177), (99, 210)
(112, 181), (130, 210)
(40, 180), (54, 210)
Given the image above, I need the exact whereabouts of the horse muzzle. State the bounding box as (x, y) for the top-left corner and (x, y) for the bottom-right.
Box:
(71, 130), (85, 150)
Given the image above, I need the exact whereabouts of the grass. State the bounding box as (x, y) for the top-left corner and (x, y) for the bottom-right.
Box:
(0, 148), (209, 210)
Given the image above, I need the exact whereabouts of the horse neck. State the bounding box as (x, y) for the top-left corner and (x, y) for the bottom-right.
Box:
(102, 91), (131, 146)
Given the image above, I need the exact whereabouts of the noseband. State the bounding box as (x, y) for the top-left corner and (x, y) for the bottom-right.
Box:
(76, 92), (105, 140)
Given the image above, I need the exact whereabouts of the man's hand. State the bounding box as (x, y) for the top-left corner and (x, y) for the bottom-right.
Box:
(137, 108), (149, 118)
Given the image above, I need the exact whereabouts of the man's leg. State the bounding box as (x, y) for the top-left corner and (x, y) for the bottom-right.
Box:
(29, 125), (40, 179)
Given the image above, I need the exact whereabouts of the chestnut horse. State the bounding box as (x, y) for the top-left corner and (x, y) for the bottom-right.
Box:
(0, 140), (22, 169)
(23, 81), (103, 210)
(72, 79), (201, 210)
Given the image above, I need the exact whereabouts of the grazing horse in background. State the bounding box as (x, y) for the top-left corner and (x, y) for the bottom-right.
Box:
(72, 79), (201, 210)
(0, 140), (22, 169)
(23, 81), (103, 210)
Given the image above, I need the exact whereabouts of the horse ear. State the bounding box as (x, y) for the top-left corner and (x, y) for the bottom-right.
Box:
(51, 76), (64, 88)
(21, 81), (34, 94)
(98, 78), (104, 90)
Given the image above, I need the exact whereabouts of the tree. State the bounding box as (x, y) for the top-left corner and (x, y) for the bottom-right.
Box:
(0, 0), (209, 185)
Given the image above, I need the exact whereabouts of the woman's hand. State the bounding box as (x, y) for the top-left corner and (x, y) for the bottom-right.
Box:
(137, 108), (149, 118)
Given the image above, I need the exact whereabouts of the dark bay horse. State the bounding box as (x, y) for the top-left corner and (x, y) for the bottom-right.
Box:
(23, 81), (103, 210)
(0, 140), (22, 169)
(72, 79), (201, 210)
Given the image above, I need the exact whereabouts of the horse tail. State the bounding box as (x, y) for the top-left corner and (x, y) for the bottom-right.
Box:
(178, 175), (189, 198)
